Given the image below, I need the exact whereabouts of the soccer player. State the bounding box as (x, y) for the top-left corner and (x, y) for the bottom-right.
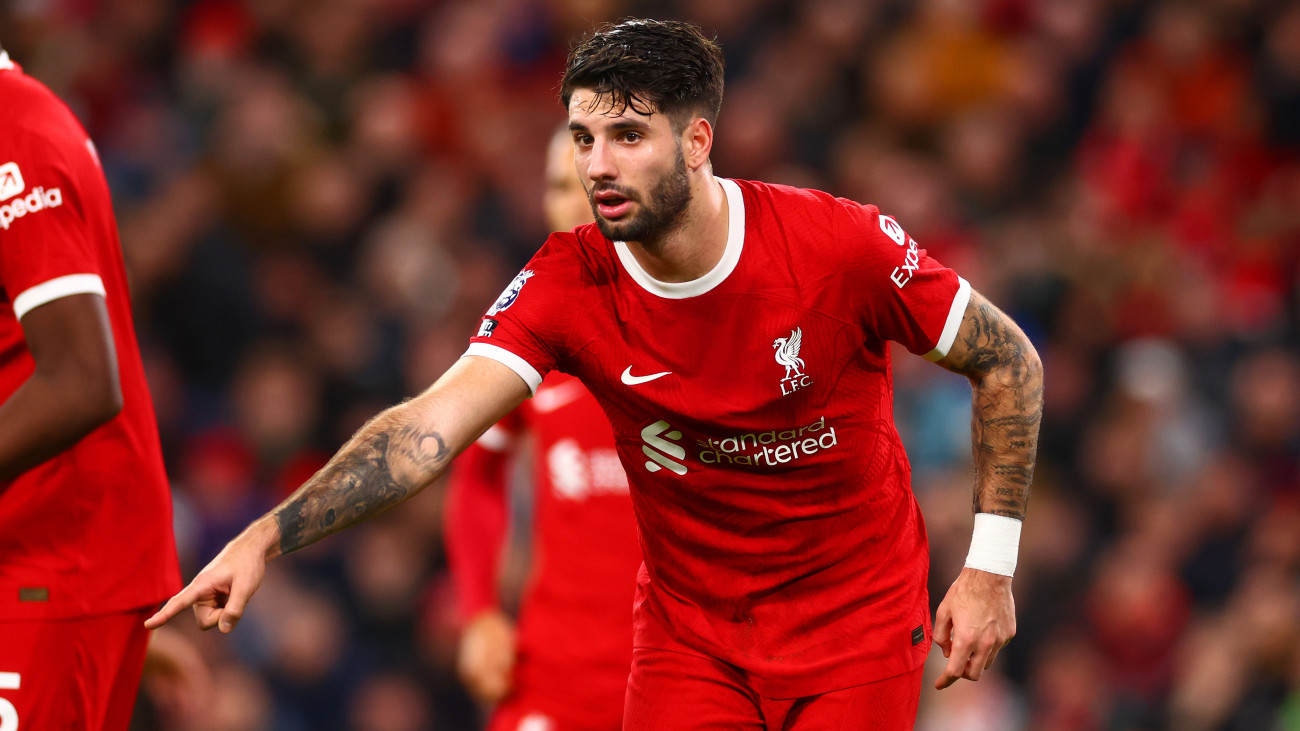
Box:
(148, 19), (1043, 729)
(446, 128), (640, 731)
(0, 47), (181, 729)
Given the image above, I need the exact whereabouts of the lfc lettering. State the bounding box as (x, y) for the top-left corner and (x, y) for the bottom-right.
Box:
(781, 374), (812, 395)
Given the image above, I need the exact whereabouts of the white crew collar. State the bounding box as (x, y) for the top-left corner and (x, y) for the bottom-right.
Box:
(614, 177), (745, 299)
(0, 52), (13, 70)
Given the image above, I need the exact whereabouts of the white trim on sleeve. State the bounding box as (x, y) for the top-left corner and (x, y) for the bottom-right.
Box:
(12, 273), (106, 321)
(463, 342), (544, 396)
(923, 276), (971, 362)
(0, 51), (13, 70)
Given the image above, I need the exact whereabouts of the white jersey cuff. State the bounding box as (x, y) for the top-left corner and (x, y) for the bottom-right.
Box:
(13, 273), (106, 321)
(924, 276), (971, 362)
(463, 343), (544, 396)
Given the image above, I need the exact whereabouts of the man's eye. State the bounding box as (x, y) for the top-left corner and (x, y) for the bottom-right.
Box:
(623, 132), (640, 142)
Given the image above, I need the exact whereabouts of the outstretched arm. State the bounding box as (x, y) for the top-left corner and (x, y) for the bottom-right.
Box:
(931, 288), (1044, 689)
(146, 355), (532, 632)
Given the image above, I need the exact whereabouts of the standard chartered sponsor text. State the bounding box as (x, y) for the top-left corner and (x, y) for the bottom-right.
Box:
(697, 415), (838, 467)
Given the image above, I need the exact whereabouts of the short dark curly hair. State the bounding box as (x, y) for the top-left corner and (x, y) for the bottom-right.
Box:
(560, 19), (725, 132)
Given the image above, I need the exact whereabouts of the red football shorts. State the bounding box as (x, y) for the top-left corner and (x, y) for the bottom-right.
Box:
(0, 607), (152, 731)
(624, 647), (923, 730)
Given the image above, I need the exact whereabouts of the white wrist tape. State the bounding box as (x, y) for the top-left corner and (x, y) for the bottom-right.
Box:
(964, 513), (1022, 577)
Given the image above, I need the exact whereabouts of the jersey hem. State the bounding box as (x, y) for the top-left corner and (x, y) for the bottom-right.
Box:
(923, 276), (971, 362)
(633, 629), (932, 699)
(0, 581), (180, 623)
(463, 343), (543, 395)
(12, 273), (106, 321)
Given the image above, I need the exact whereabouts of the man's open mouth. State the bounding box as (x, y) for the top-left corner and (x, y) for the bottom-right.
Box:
(594, 190), (634, 219)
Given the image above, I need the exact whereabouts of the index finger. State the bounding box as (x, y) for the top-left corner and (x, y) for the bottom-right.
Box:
(935, 639), (971, 690)
(145, 585), (204, 629)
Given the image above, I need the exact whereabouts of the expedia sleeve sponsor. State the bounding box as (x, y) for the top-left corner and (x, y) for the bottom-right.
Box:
(0, 185), (63, 230)
(838, 202), (967, 360)
(0, 131), (115, 323)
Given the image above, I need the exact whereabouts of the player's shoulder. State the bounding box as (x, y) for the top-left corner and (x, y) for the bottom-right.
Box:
(0, 63), (83, 139)
(535, 223), (620, 285)
(732, 178), (840, 207)
(730, 177), (886, 233)
(730, 178), (897, 262)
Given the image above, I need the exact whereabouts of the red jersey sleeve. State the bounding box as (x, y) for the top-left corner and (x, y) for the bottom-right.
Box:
(0, 127), (106, 319)
(464, 234), (589, 395)
(443, 408), (526, 622)
(836, 201), (970, 361)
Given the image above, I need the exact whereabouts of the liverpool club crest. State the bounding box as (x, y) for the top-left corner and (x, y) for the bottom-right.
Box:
(773, 327), (812, 396)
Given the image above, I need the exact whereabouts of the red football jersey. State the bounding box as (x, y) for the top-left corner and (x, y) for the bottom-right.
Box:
(446, 372), (640, 721)
(0, 55), (180, 620)
(466, 178), (969, 697)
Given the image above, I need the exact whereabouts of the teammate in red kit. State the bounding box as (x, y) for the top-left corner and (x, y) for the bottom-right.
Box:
(446, 129), (640, 731)
(0, 47), (181, 729)
(148, 19), (1043, 730)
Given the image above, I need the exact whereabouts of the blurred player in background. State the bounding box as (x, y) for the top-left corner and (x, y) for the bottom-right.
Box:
(0, 46), (181, 730)
(446, 127), (640, 731)
(148, 19), (1042, 730)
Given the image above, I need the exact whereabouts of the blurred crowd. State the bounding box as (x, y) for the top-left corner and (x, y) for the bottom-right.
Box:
(3, 0), (1299, 729)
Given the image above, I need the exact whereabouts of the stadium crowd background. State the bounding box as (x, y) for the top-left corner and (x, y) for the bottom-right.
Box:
(4, 0), (1300, 728)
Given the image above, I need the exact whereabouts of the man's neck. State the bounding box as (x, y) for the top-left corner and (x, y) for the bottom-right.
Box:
(624, 173), (728, 283)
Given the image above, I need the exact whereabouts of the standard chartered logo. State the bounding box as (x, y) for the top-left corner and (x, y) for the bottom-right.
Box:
(698, 416), (838, 466)
(641, 420), (687, 475)
(639, 415), (843, 475)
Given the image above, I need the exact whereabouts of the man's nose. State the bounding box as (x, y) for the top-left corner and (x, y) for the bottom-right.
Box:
(587, 139), (617, 181)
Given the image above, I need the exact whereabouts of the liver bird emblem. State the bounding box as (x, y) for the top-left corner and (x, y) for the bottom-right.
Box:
(773, 327), (806, 380)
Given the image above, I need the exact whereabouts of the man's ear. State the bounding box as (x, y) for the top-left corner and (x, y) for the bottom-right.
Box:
(681, 116), (713, 172)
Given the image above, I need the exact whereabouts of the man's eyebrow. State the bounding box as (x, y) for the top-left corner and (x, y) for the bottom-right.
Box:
(567, 119), (652, 134)
(608, 119), (651, 132)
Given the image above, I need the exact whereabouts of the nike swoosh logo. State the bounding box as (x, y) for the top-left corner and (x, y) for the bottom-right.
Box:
(621, 366), (672, 385)
(533, 381), (587, 413)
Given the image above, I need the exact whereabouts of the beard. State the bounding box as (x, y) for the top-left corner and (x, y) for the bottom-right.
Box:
(588, 144), (691, 245)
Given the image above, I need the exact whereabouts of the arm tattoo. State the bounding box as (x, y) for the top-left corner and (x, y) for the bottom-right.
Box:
(274, 416), (449, 555)
(941, 292), (1044, 521)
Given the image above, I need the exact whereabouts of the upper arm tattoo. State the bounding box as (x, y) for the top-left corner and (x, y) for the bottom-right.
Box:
(939, 291), (1044, 521)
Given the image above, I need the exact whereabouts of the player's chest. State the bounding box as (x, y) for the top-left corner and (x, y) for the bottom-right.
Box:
(570, 290), (870, 429)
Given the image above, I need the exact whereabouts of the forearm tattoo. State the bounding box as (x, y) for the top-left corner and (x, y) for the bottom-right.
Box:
(942, 293), (1044, 521)
(274, 416), (449, 555)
